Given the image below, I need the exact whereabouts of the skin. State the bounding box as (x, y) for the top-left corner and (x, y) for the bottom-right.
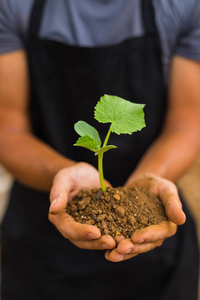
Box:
(0, 51), (200, 261)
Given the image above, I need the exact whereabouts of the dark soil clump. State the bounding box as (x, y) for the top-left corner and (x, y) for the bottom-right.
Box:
(66, 187), (167, 239)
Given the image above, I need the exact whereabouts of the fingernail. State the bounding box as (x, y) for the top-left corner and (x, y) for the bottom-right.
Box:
(136, 239), (145, 244)
(88, 233), (100, 240)
(101, 243), (112, 249)
(125, 248), (133, 254)
(132, 238), (145, 244)
(50, 198), (58, 212)
(118, 256), (124, 262)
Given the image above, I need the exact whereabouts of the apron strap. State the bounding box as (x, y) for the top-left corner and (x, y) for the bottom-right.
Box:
(141, 0), (163, 77)
(141, 0), (158, 36)
(28, 0), (47, 37)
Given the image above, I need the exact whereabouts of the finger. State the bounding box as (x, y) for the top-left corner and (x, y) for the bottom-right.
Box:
(106, 240), (163, 262)
(105, 247), (137, 262)
(131, 221), (177, 244)
(71, 235), (116, 250)
(112, 240), (163, 262)
(49, 212), (102, 241)
(105, 250), (137, 262)
(158, 182), (186, 225)
(49, 169), (73, 214)
(49, 188), (69, 214)
(49, 211), (116, 250)
(115, 235), (125, 244)
(111, 253), (138, 262)
(115, 239), (135, 255)
(114, 222), (176, 255)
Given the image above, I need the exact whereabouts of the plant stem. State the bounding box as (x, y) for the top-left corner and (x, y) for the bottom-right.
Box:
(98, 152), (106, 192)
(103, 127), (112, 147)
(98, 126), (112, 192)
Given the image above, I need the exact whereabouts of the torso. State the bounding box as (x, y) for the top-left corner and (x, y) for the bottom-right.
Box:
(1, 0), (200, 83)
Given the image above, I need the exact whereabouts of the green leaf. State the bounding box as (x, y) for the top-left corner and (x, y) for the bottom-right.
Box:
(74, 136), (100, 152)
(94, 94), (146, 135)
(74, 121), (101, 147)
(95, 145), (117, 156)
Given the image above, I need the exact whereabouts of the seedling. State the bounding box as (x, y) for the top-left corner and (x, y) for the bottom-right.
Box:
(74, 94), (146, 191)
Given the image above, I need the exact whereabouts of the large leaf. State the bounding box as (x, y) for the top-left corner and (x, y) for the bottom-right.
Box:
(74, 136), (100, 152)
(94, 94), (146, 135)
(74, 121), (101, 147)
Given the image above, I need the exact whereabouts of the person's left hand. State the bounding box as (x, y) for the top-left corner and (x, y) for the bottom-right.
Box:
(105, 173), (186, 262)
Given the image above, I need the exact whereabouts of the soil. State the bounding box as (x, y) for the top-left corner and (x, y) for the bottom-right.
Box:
(66, 186), (167, 239)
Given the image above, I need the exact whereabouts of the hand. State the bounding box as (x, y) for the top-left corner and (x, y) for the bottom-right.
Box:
(105, 173), (186, 262)
(48, 162), (116, 250)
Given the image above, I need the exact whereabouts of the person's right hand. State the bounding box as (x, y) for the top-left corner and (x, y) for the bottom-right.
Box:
(48, 162), (116, 250)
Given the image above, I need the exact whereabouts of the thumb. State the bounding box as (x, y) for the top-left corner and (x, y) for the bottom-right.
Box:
(165, 196), (186, 225)
(161, 192), (186, 225)
(157, 179), (186, 225)
(49, 186), (68, 215)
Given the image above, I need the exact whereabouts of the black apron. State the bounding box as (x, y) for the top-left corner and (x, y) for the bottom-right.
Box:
(1, 0), (199, 299)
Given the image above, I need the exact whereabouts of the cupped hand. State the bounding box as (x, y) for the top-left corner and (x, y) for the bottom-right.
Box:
(48, 162), (116, 250)
(105, 173), (186, 262)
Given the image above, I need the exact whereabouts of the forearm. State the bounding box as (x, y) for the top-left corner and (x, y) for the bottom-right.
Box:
(126, 125), (200, 184)
(0, 131), (75, 191)
(126, 56), (200, 185)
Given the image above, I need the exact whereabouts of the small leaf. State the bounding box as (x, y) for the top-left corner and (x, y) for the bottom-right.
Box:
(74, 136), (100, 152)
(74, 121), (101, 147)
(94, 94), (146, 135)
(95, 145), (117, 156)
